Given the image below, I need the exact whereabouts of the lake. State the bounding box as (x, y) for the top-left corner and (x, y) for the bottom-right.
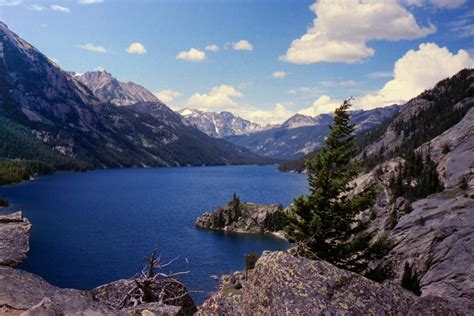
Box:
(0, 165), (307, 303)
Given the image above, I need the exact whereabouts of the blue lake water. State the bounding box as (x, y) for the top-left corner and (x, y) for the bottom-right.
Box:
(0, 165), (307, 303)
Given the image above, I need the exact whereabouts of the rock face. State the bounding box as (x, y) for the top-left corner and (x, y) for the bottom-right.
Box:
(0, 211), (30, 267)
(386, 188), (474, 312)
(73, 70), (161, 106)
(198, 251), (460, 315)
(196, 202), (286, 236)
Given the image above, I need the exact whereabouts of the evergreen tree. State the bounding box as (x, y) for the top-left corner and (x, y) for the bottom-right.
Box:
(401, 262), (421, 296)
(285, 99), (378, 272)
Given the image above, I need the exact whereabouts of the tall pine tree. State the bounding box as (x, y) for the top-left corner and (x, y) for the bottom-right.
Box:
(285, 99), (378, 272)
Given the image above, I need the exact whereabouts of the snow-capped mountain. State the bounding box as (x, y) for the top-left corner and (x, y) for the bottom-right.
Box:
(73, 70), (160, 106)
(225, 105), (400, 160)
(178, 108), (270, 137)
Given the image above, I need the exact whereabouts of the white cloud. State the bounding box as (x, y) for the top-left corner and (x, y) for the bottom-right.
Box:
(358, 43), (474, 109)
(272, 71), (287, 79)
(94, 66), (105, 71)
(154, 89), (181, 104)
(79, 0), (104, 4)
(26, 4), (43, 11)
(233, 40), (253, 51)
(404, 0), (466, 8)
(281, 0), (435, 64)
(51, 4), (70, 13)
(236, 103), (295, 125)
(0, 0), (22, 6)
(185, 85), (243, 111)
(176, 48), (206, 61)
(79, 43), (107, 53)
(298, 95), (342, 116)
(205, 44), (219, 52)
(126, 42), (146, 55)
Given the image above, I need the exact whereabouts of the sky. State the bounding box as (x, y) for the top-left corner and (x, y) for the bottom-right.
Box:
(1, 0), (473, 124)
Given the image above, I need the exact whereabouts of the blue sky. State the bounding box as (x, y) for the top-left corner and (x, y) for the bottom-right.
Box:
(1, 0), (473, 124)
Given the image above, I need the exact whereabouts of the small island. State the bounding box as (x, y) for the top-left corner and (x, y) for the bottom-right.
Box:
(195, 193), (289, 239)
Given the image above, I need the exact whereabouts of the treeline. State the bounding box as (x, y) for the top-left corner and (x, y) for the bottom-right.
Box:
(0, 115), (87, 185)
(0, 160), (55, 186)
(387, 151), (444, 202)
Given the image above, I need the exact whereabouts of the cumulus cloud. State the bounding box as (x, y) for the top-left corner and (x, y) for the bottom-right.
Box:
(205, 44), (219, 52)
(233, 40), (253, 51)
(272, 71), (287, 79)
(79, 43), (107, 53)
(280, 0), (435, 64)
(176, 48), (206, 61)
(154, 89), (181, 104)
(185, 85), (243, 111)
(236, 103), (295, 125)
(51, 4), (70, 13)
(298, 95), (342, 116)
(79, 0), (104, 4)
(358, 43), (474, 109)
(0, 0), (22, 6)
(126, 42), (146, 55)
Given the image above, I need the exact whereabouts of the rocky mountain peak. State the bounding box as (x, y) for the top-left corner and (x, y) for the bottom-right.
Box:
(74, 70), (160, 106)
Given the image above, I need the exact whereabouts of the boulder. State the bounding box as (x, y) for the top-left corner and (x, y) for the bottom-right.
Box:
(0, 211), (31, 267)
(198, 251), (461, 315)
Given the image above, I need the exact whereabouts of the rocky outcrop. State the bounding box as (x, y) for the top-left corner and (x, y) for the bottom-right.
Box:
(196, 202), (287, 237)
(0, 211), (31, 267)
(198, 251), (461, 315)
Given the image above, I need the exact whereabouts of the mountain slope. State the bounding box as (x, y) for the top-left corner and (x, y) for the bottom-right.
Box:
(0, 22), (271, 172)
(226, 106), (400, 160)
(178, 108), (269, 137)
(73, 70), (160, 106)
(279, 69), (473, 172)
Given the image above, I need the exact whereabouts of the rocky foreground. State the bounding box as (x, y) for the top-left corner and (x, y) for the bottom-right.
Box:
(198, 251), (461, 315)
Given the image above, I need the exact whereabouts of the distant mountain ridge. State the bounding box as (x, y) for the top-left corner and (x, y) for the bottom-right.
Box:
(0, 21), (272, 177)
(224, 106), (400, 160)
(178, 108), (271, 137)
(73, 70), (160, 106)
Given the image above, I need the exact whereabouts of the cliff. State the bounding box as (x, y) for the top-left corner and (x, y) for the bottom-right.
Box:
(198, 251), (461, 315)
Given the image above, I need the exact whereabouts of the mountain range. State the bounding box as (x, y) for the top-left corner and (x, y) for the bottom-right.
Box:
(178, 108), (271, 138)
(0, 22), (271, 177)
(224, 106), (400, 160)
